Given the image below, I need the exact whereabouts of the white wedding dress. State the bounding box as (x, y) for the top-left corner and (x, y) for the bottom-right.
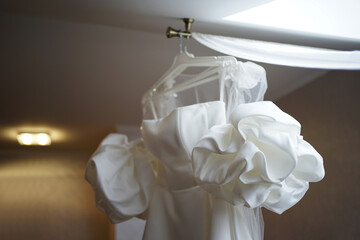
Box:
(85, 60), (324, 240)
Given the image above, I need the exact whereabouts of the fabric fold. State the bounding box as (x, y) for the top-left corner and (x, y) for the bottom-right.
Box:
(85, 133), (157, 223)
(192, 101), (324, 214)
(193, 32), (360, 70)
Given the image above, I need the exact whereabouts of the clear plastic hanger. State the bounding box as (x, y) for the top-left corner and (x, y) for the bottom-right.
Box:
(142, 35), (237, 120)
(149, 36), (237, 97)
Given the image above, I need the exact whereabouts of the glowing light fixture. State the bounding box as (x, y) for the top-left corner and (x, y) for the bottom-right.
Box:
(223, 0), (360, 40)
(17, 132), (52, 146)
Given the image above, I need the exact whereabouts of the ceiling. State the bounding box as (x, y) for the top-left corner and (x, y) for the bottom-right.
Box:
(2, 0), (360, 48)
(1, 0), (359, 152)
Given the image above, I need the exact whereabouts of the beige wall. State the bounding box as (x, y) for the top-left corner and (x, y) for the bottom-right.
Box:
(263, 70), (360, 239)
(0, 150), (111, 240)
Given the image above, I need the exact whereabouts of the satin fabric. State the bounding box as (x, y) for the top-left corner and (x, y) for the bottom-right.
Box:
(86, 101), (324, 240)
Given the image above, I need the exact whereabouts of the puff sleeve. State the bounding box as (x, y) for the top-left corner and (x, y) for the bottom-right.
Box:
(192, 101), (324, 214)
(85, 133), (157, 223)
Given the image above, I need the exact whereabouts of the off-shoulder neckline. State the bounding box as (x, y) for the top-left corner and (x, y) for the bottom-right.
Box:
(142, 101), (225, 122)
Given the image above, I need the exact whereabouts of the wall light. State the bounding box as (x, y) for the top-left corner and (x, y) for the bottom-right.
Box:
(17, 132), (52, 146)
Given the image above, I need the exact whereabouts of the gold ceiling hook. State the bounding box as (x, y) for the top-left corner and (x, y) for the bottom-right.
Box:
(166, 18), (195, 38)
(183, 18), (194, 33)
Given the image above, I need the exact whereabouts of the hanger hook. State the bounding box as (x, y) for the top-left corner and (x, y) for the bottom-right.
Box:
(184, 35), (190, 54)
(179, 35), (183, 53)
(182, 18), (193, 54)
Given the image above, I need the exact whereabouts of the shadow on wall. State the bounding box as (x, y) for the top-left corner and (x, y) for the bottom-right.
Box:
(263, 70), (360, 240)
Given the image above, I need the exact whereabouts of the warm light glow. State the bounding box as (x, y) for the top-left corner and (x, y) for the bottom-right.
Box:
(2, 125), (67, 146)
(223, 0), (360, 40)
(18, 133), (33, 145)
(36, 133), (51, 145)
(17, 132), (51, 146)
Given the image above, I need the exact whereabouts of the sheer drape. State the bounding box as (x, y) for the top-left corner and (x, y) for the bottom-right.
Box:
(193, 32), (360, 69)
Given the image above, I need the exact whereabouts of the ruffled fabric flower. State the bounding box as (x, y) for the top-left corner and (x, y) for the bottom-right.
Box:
(85, 133), (157, 223)
(192, 101), (324, 214)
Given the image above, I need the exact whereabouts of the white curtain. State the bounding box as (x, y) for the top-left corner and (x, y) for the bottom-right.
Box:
(193, 32), (360, 70)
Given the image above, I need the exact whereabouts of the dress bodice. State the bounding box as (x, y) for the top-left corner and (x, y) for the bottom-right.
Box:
(142, 101), (226, 190)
